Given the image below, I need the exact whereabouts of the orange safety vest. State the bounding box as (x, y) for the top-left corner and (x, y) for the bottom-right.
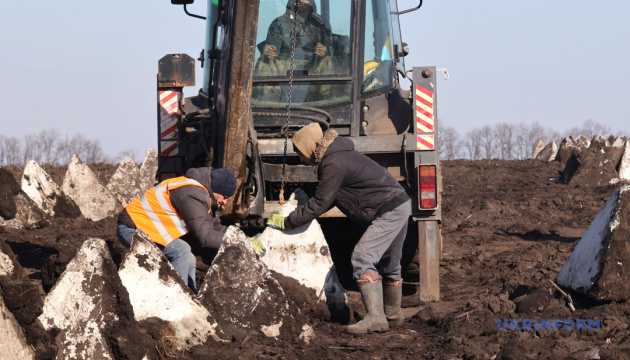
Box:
(126, 176), (209, 247)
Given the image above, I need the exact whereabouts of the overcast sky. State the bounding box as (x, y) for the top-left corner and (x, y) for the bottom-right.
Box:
(1, 0), (628, 162)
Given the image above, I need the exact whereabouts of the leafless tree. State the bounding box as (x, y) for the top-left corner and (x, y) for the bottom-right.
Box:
(463, 128), (482, 159)
(494, 122), (515, 159)
(38, 128), (61, 165)
(2, 136), (22, 165)
(22, 134), (41, 165)
(478, 125), (495, 159)
(513, 123), (529, 159)
(83, 139), (105, 164)
(439, 126), (461, 160)
(57, 134), (106, 164)
(567, 119), (612, 139)
(522, 122), (545, 158)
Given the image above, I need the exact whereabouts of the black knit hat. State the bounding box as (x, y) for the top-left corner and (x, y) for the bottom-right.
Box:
(211, 168), (237, 197)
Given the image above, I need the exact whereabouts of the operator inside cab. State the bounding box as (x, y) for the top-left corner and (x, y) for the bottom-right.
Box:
(255, 0), (333, 77)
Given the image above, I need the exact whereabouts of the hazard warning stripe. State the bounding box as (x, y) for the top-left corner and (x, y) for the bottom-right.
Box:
(160, 90), (178, 105)
(417, 135), (435, 150)
(161, 123), (178, 139)
(160, 102), (178, 118)
(161, 141), (178, 156)
(159, 90), (179, 143)
(415, 85), (434, 133)
(160, 91), (179, 119)
(161, 114), (178, 128)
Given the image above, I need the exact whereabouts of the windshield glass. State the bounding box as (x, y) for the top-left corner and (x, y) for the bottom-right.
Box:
(252, 0), (352, 107)
(361, 0), (394, 95)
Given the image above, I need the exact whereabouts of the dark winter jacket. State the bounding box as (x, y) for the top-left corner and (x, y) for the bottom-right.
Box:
(286, 130), (409, 228)
(118, 167), (227, 249)
(265, 1), (332, 61)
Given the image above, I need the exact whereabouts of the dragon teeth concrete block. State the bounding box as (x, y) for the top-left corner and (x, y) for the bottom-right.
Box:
(38, 238), (143, 359)
(557, 185), (630, 301)
(257, 189), (346, 311)
(198, 226), (290, 339)
(21, 160), (80, 218)
(139, 148), (158, 192)
(107, 157), (142, 206)
(619, 140), (630, 181)
(62, 155), (122, 221)
(119, 230), (225, 347)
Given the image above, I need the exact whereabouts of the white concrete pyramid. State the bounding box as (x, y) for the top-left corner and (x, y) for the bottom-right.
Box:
(62, 155), (122, 221)
(118, 230), (225, 347)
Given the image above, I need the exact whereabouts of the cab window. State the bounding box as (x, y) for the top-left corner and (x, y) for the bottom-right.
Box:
(361, 0), (395, 95)
(252, 0), (353, 107)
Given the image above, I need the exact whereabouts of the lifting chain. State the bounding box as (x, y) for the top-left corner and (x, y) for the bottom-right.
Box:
(279, 0), (300, 205)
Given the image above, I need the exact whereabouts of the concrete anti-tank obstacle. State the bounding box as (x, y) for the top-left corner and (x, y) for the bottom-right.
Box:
(557, 185), (630, 301)
(619, 140), (630, 182)
(0, 291), (36, 359)
(21, 160), (81, 219)
(0, 240), (53, 357)
(256, 189), (346, 311)
(532, 140), (546, 159)
(13, 192), (50, 229)
(575, 135), (591, 149)
(139, 148), (158, 191)
(0, 168), (49, 230)
(556, 137), (576, 166)
(62, 154), (123, 221)
(106, 157), (142, 206)
(534, 141), (558, 162)
(38, 238), (149, 360)
(0, 242), (37, 360)
(560, 136), (626, 186)
(198, 226), (291, 339)
(118, 230), (226, 348)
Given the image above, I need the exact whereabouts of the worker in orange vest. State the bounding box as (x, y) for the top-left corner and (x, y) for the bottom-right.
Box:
(115, 167), (236, 293)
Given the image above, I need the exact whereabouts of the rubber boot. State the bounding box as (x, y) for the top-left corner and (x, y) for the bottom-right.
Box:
(384, 280), (404, 326)
(345, 276), (389, 334)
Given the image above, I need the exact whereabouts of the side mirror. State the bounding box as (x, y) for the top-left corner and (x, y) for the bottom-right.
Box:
(171, 0), (194, 4)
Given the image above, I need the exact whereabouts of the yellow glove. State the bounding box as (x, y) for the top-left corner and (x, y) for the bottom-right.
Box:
(267, 213), (285, 230)
(249, 236), (266, 257)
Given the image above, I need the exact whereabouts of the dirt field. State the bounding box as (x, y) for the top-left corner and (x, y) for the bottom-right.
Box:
(2, 159), (629, 359)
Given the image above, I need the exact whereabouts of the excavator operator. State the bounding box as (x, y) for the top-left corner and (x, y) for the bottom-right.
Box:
(256, 0), (333, 76)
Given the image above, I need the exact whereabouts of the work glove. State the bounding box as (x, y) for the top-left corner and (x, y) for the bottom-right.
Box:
(267, 213), (286, 230)
(249, 236), (266, 257)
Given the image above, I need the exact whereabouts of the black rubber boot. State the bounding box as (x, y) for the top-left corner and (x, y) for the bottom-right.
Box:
(345, 281), (389, 334)
(383, 281), (404, 326)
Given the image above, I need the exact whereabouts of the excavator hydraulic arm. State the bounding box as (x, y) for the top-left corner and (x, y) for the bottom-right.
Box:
(218, 0), (260, 219)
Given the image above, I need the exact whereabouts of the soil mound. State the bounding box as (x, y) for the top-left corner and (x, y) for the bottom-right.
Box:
(2, 159), (630, 358)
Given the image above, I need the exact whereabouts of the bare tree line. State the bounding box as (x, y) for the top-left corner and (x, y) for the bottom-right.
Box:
(0, 129), (136, 166)
(0, 120), (620, 165)
(438, 119), (622, 160)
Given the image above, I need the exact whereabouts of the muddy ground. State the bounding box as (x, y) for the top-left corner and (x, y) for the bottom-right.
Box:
(2, 159), (630, 359)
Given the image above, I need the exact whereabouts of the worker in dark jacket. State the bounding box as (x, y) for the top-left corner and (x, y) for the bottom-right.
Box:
(267, 123), (411, 334)
(116, 167), (236, 293)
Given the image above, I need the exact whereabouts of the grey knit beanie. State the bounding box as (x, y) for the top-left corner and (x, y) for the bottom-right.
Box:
(211, 168), (237, 197)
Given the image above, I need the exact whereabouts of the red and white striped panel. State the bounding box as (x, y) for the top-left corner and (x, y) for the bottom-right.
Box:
(415, 84), (434, 133)
(161, 141), (178, 157)
(417, 135), (435, 151)
(159, 91), (179, 156)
